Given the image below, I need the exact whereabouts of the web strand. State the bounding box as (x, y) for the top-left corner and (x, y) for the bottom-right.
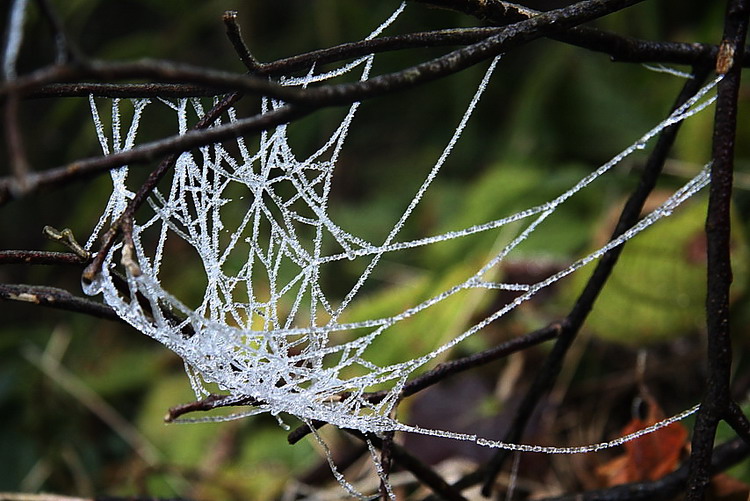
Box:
(84, 4), (719, 478)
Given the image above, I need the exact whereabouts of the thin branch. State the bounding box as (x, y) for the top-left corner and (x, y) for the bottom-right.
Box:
(42, 225), (90, 259)
(725, 400), (750, 445)
(371, 322), (560, 403)
(24, 82), (222, 99)
(6, 1), (748, 104)
(164, 394), (258, 423)
(12, 0), (750, 102)
(4, 0), (645, 103)
(686, 1), (749, 499)
(478, 66), (713, 496)
(17, 38), (750, 102)
(0, 250), (87, 265)
(278, 0), (647, 106)
(0, 283), (123, 322)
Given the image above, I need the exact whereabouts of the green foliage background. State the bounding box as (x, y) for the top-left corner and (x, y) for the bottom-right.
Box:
(1, 1), (749, 499)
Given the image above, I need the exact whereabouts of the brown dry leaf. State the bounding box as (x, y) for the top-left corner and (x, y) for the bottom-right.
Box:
(596, 400), (688, 486)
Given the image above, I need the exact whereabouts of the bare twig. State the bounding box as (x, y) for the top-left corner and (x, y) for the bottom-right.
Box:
(414, 0), (750, 66)
(0, 250), (87, 265)
(164, 394), (258, 423)
(0, 283), (122, 321)
(222, 11), (261, 73)
(23, 82), (221, 99)
(43, 226), (90, 260)
(16, 38), (750, 102)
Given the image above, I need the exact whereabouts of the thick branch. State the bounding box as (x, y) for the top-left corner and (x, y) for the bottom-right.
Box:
(686, 1), (749, 499)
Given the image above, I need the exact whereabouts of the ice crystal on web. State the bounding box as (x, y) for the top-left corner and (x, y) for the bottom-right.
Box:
(84, 4), (718, 482)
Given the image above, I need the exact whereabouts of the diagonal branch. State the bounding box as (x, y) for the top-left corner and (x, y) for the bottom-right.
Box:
(413, 0), (750, 66)
(286, 324), (560, 445)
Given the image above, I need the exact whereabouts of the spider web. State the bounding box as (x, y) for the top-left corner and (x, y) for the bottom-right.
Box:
(83, 3), (719, 487)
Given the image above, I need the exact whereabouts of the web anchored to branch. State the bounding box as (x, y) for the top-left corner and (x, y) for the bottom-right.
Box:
(84, 5), (718, 477)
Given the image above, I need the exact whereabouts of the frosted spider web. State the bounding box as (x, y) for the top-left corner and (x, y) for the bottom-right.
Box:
(83, 3), (719, 480)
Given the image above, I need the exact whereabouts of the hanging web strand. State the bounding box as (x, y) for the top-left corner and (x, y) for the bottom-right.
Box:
(84, 1), (720, 477)
(394, 404), (701, 454)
